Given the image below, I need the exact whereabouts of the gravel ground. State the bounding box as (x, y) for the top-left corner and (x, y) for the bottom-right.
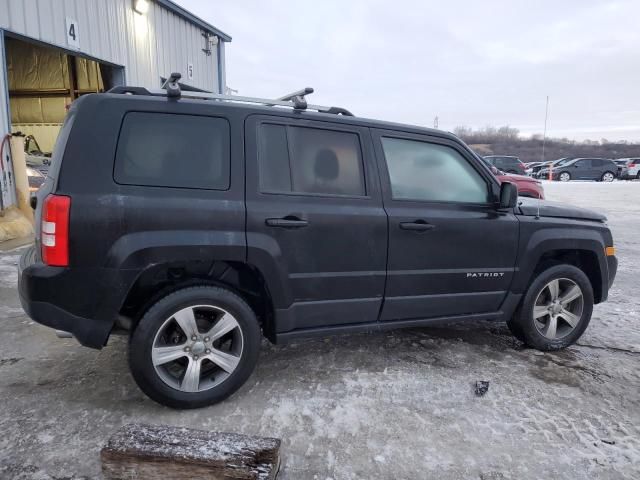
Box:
(0, 181), (639, 479)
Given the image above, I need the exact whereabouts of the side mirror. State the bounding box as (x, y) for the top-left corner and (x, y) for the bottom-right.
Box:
(490, 165), (499, 175)
(499, 182), (518, 209)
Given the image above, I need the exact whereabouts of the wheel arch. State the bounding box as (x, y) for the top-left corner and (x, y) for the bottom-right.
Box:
(513, 228), (609, 304)
(118, 260), (278, 342)
(530, 249), (603, 303)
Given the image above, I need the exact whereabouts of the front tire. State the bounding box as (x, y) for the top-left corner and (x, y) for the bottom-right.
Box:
(129, 286), (261, 409)
(507, 265), (593, 350)
(559, 172), (571, 182)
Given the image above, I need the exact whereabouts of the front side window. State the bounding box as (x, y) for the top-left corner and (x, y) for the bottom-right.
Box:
(115, 112), (230, 190)
(258, 124), (365, 196)
(381, 137), (489, 203)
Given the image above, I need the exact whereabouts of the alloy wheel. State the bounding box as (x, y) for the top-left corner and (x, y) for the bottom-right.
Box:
(559, 172), (570, 182)
(532, 278), (584, 340)
(602, 172), (614, 182)
(151, 305), (244, 392)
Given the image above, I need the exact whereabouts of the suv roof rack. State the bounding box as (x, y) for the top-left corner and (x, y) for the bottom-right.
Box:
(108, 72), (354, 116)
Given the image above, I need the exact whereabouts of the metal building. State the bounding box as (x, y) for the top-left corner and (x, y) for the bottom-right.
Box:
(0, 0), (231, 211)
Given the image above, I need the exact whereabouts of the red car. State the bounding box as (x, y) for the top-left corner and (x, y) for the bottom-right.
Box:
(497, 171), (545, 199)
(479, 156), (545, 198)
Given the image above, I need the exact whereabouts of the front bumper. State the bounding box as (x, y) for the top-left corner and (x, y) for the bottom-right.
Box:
(18, 246), (113, 349)
(607, 255), (618, 291)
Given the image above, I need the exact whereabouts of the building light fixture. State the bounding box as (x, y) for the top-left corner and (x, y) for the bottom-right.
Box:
(133, 0), (150, 15)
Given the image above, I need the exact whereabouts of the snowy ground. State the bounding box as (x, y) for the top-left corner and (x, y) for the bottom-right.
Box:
(1, 181), (639, 479)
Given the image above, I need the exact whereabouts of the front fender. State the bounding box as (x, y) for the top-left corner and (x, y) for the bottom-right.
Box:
(512, 217), (610, 298)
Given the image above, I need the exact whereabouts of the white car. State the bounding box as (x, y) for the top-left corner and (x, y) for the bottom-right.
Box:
(618, 158), (640, 180)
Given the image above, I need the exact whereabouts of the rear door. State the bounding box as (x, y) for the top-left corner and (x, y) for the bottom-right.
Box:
(372, 129), (519, 321)
(245, 116), (387, 333)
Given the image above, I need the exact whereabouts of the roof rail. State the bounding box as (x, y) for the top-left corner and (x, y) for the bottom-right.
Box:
(107, 73), (354, 116)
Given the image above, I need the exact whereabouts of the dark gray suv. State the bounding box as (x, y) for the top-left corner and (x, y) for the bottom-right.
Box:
(552, 158), (617, 182)
(482, 155), (526, 174)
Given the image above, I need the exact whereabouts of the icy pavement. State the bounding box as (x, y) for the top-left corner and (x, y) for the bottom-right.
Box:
(1, 181), (639, 479)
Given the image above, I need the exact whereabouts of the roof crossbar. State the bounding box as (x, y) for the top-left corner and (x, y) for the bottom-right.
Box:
(276, 87), (314, 110)
(108, 73), (354, 116)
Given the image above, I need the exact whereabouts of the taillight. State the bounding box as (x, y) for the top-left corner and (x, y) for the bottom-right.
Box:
(41, 195), (71, 266)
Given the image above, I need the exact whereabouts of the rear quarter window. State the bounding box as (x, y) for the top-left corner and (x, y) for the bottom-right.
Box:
(46, 109), (76, 181)
(114, 112), (230, 190)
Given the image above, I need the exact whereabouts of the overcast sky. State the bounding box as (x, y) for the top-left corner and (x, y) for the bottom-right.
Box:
(176, 0), (640, 142)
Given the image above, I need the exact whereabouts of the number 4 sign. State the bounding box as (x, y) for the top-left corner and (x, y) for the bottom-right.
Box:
(66, 17), (80, 49)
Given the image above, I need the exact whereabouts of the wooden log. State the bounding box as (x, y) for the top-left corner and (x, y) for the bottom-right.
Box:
(101, 423), (281, 480)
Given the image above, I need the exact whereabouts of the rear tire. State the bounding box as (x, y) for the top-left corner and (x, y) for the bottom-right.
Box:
(507, 265), (593, 350)
(601, 171), (615, 182)
(129, 286), (261, 409)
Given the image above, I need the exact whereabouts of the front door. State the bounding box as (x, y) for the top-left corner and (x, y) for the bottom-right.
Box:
(573, 159), (592, 179)
(371, 129), (519, 321)
(245, 116), (387, 333)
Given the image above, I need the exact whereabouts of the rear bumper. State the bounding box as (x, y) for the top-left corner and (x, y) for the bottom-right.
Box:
(18, 246), (113, 349)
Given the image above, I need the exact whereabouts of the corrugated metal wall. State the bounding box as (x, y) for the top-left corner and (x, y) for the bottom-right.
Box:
(0, 0), (220, 90)
(0, 0), (225, 209)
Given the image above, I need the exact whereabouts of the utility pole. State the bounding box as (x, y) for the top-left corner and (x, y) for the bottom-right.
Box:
(541, 96), (550, 178)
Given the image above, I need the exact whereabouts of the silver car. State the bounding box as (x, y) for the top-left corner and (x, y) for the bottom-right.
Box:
(618, 158), (640, 180)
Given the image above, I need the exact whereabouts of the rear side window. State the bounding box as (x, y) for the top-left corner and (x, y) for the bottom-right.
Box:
(114, 112), (230, 190)
(47, 109), (76, 181)
(258, 124), (366, 196)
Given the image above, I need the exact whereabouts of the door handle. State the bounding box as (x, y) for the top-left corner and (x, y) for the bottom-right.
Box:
(399, 220), (435, 232)
(265, 217), (309, 228)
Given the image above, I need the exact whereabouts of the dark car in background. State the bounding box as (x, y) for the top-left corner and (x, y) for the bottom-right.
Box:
(524, 162), (543, 176)
(552, 158), (617, 182)
(535, 158), (573, 179)
(531, 159), (559, 177)
(482, 155), (526, 174)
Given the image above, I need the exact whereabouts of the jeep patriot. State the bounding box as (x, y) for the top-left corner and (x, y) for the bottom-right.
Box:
(19, 77), (618, 408)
